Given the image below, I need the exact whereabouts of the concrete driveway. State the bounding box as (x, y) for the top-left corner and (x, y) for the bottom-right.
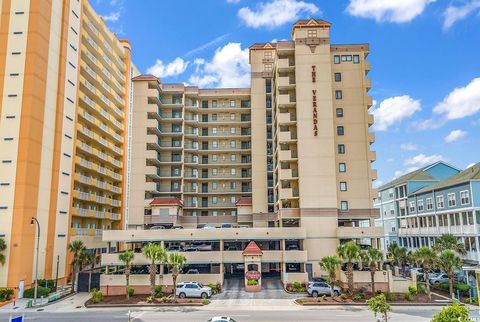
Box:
(214, 276), (301, 299)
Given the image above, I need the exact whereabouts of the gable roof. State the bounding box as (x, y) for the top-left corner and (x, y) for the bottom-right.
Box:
(132, 74), (160, 82)
(413, 163), (480, 195)
(242, 241), (262, 255)
(378, 167), (436, 191)
(149, 197), (183, 207)
(292, 18), (331, 28)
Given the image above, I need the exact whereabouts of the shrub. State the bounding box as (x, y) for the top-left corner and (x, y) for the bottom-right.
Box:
(216, 283), (222, 293)
(416, 283), (427, 294)
(37, 279), (55, 291)
(352, 294), (362, 301)
(403, 293), (413, 301)
(431, 302), (473, 322)
(456, 283), (471, 295)
(146, 296), (154, 303)
(202, 299), (211, 305)
(127, 287), (135, 297)
(340, 293), (348, 300)
(247, 279), (258, 286)
(438, 282), (449, 291)
(154, 285), (163, 298)
(366, 294), (391, 322)
(384, 292), (395, 302)
(408, 285), (417, 296)
(23, 286), (50, 299)
(292, 282), (302, 289)
(0, 289), (14, 301)
(161, 296), (168, 303)
(90, 289), (103, 304)
(207, 283), (219, 295)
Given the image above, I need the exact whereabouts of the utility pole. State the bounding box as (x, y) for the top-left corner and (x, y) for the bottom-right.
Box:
(30, 217), (40, 304)
(55, 255), (60, 291)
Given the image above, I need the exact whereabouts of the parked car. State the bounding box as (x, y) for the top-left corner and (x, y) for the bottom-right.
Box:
(168, 245), (183, 251)
(429, 273), (449, 285)
(149, 225), (165, 230)
(186, 269), (200, 274)
(307, 282), (341, 297)
(286, 244), (299, 250)
(172, 225), (184, 229)
(221, 223), (233, 228)
(311, 277), (327, 283)
(194, 242), (213, 251)
(207, 317), (237, 322)
(176, 282), (212, 299)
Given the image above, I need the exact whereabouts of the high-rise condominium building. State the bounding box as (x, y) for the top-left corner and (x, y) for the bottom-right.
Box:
(104, 19), (379, 289)
(0, 0), (136, 293)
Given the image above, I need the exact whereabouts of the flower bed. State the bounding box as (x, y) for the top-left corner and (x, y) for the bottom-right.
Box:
(85, 294), (209, 307)
(296, 291), (446, 305)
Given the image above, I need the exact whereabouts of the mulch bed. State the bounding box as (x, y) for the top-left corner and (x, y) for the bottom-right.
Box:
(296, 293), (448, 306)
(85, 294), (207, 307)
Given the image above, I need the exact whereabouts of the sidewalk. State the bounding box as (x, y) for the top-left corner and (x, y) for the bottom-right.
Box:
(0, 293), (91, 314)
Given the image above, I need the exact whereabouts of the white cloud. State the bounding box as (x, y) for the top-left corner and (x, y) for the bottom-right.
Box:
(433, 77), (480, 120)
(393, 167), (419, 178)
(444, 129), (467, 143)
(101, 11), (121, 22)
(238, 0), (320, 29)
(467, 163), (476, 168)
(371, 95), (421, 131)
(184, 34), (230, 57)
(373, 180), (384, 188)
(404, 154), (444, 167)
(226, 0), (241, 3)
(346, 0), (435, 23)
(146, 57), (189, 78)
(443, 0), (480, 29)
(400, 143), (418, 151)
(188, 43), (250, 88)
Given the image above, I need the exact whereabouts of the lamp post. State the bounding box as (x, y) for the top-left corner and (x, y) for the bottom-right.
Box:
(30, 217), (40, 303)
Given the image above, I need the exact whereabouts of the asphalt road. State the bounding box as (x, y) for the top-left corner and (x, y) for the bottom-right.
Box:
(2, 306), (480, 322)
(215, 277), (299, 300)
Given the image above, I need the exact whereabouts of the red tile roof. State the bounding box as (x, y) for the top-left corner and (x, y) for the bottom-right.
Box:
(149, 198), (183, 206)
(242, 241), (263, 255)
(132, 74), (160, 82)
(236, 197), (252, 206)
(293, 18), (331, 28)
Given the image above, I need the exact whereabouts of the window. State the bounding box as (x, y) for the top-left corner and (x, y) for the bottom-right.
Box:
(212, 197), (217, 204)
(339, 163), (346, 172)
(212, 141), (218, 148)
(426, 198), (433, 210)
(202, 100), (208, 108)
(212, 154), (218, 161)
(307, 29), (317, 38)
(231, 210), (237, 216)
(212, 168), (218, 176)
(340, 182), (347, 191)
(437, 195), (444, 209)
(353, 55), (360, 64)
(231, 168), (236, 175)
(212, 100), (218, 108)
(230, 154), (236, 161)
(334, 55), (340, 64)
(342, 55), (352, 62)
(212, 182), (217, 190)
(212, 127), (217, 134)
(334, 73), (341, 82)
(231, 196), (237, 204)
(212, 211), (218, 217)
(264, 63), (273, 71)
(230, 100), (236, 107)
(448, 193), (456, 207)
(212, 114), (217, 121)
(340, 201), (349, 211)
(230, 113), (236, 120)
(337, 126), (344, 136)
(335, 90), (342, 99)
(336, 108), (343, 118)
(338, 144), (345, 154)
(417, 200), (424, 212)
(409, 201), (416, 213)
(460, 190), (470, 205)
(230, 181), (236, 189)
(230, 140), (236, 148)
(230, 127), (236, 134)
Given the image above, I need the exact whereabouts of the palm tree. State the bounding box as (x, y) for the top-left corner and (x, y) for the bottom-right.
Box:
(434, 234), (466, 255)
(365, 248), (383, 294)
(142, 243), (165, 297)
(337, 242), (361, 295)
(414, 247), (437, 301)
(388, 242), (408, 271)
(166, 252), (186, 301)
(0, 238), (7, 266)
(437, 250), (463, 297)
(119, 250), (135, 299)
(68, 240), (86, 292)
(82, 252), (100, 292)
(319, 256), (342, 284)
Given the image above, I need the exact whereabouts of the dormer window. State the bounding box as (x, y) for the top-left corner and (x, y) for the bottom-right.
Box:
(307, 29), (317, 38)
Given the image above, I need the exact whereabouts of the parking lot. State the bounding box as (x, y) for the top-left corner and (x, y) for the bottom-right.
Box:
(213, 276), (301, 299)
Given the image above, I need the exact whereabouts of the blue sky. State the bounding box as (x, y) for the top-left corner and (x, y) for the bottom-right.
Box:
(92, 0), (480, 187)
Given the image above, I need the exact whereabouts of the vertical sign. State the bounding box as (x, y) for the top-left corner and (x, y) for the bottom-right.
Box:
(312, 65), (318, 136)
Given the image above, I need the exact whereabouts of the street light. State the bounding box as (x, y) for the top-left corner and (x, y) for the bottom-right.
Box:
(30, 217), (40, 303)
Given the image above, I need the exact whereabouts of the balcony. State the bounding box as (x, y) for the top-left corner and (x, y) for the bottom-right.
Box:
(278, 131), (297, 142)
(278, 150), (297, 161)
(365, 95), (373, 109)
(277, 76), (296, 89)
(279, 188), (299, 199)
(365, 78), (372, 91)
(278, 168), (298, 180)
(337, 226), (384, 239)
(277, 112), (296, 124)
(368, 132), (375, 144)
(277, 94), (296, 107)
(368, 150), (377, 161)
(283, 250), (307, 262)
(367, 114), (374, 127)
(277, 58), (295, 71)
(364, 61), (371, 73)
(144, 213), (177, 225)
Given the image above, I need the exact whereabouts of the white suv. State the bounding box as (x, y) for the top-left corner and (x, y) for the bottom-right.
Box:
(307, 282), (342, 297)
(176, 282), (212, 299)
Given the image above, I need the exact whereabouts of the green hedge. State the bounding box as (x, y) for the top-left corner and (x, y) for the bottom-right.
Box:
(0, 289), (14, 301)
(23, 286), (50, 299)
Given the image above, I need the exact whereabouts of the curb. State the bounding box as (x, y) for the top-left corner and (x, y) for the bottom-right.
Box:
(85, 302), (205, 308)
(294, 299), (454, 307)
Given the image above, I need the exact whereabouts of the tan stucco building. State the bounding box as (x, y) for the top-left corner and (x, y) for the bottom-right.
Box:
(105, 18), (380, 291)
(0, 0), (137, 294)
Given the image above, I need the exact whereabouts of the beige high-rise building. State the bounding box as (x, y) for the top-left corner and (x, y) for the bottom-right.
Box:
(0, 0), (137, 294)
(105, 18), (380, 292)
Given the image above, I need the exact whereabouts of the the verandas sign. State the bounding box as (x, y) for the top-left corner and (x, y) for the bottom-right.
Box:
(312, 65), (318, 136)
